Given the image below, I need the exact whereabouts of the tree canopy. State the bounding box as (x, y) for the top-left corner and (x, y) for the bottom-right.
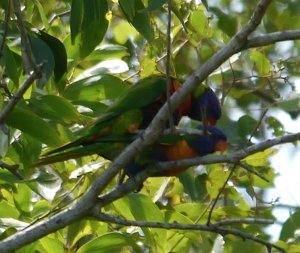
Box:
(0, 0), (300, 252)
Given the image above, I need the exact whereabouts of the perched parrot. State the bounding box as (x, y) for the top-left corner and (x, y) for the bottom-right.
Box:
(125, 125), (227, 177)
(34, 125), (227, 179)
(42, 76), (222, 157)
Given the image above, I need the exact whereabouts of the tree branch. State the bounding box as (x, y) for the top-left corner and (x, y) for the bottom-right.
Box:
(0, 161), (23, 179)
(92, 211), (286, 253)
(0, 62), (44, 125)
(0, 0), (11, 59)
(158, 131), (300, 171)
(13, 0), (39, 73)
(244, 30), (300, 49)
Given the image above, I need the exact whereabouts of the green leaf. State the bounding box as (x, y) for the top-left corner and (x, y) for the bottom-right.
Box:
(0, 203), (19, 219)
(0, 128), (9, 157)
(83, 0), (109, 58)
(29, 95), (81, 124)
(66, 220), (90, 247)
(250, 50), (271, 75)
(0, 44), (20, 87)
(77, 232), (141, 253)
(29, 35), (55, 87)
(114, 193), (166, 251)
(40, 237), (64, 253)
(237, 115), (257, 139)
(280, 210), (300, 241)
(223, 238), (265, 253)
(35, 0), (49, 29)
(37, 31), (67, 84)
(17, 133), (42, 168)
(210, 7), (237, 36)
(0, 218), (28, 230)
(276, 97), (300, 113)
(0, 170), (21, 184)
(13, 183), (32, 213)
(63, 74), (127, 102)
(15, 243), (37, 253)
(70, 0), (83, 43)
(142, 0), (167, 12)
(119, 0), (154, 43)
(188, 8), (214, 40)
(83, 45), (129, 65)
(114, 193), (164, 222)
(179, 170), (199, 201)
(70, 0), (109, 58)
(243, 148), (277, 167)
(266, 116), (284, 136)
(6, 107), (62, 147)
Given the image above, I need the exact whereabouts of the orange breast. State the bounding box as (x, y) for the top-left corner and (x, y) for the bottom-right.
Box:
(163, 140), (198, 176)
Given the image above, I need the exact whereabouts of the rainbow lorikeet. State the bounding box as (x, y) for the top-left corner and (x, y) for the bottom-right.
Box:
(125, 125), (227, 177)
(34, 125), (227, 178)
(42, 76), (222, 157)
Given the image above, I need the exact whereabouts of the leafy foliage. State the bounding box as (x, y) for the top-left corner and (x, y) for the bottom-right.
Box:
(0, 0), (300, 252)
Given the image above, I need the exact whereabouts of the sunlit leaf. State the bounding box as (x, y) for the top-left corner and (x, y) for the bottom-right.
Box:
(0, 203), (19, 219)
(40, 237), (64, 253)
(113, 193), (166, 251)
(250, 50), (271, 75)
(63, 74), (127, 102)
(13, 183), (32, 213)
(119, 0), (155, 43)
(0, 218), (28, 230)
(77, 232), (142, 253)
(243, 148), (277, 167)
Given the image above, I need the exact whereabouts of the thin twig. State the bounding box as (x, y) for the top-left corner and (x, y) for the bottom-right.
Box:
(238, 162), (270, 182)
(166, 0), (174, 129)
(207, 165), (237, 225)
(93, 211), (285, 253)
(0, 161), (23, 179)
(212, 217), (274, 226)
(13, 0), (39, 73)
(159, 131), (300, 171)
(0, 62), (44, 124)
(0, 0), (11, 58)
(48, 10), (70, 26)
(24, 176), (85, 229)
